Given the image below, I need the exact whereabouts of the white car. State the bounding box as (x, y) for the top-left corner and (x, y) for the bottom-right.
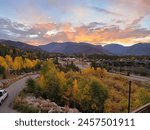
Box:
(0, 90), (8, 105)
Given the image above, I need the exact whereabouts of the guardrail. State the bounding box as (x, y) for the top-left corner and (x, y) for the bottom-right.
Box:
(132, 102), (150, 113)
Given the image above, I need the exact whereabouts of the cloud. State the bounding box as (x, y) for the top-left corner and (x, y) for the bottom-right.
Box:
(107, 0), (150, 17)
(15, 0), (50, 24)
(0, 18), (31, 39)
(125, 16), (144, 29)
(90, 6), (122, 16)
(139, 0), (150, 15)
(0, 18), (150, 45)
(129, 17), (144, 26)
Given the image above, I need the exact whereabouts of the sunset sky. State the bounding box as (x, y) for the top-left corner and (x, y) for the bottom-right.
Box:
(0, 0), (150, 46)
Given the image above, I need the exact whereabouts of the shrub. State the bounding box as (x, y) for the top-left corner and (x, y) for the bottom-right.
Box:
(26, 78), (36, 93)
(13, 97), (39, 113)
(90, 79), (108, 112)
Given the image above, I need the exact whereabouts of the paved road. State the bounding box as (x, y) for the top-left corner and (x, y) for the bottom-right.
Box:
(0, 74), (39, 113)
(109, 72), (150, 82)
(123, 74), (150, 82)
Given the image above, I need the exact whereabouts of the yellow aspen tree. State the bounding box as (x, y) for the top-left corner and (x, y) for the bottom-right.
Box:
(13, 56), (23, 70)
(73, 79), (78, 98)
(0, 56), (8, 70)
(24, 58), (34, 69)
(5, 55), (13, 69)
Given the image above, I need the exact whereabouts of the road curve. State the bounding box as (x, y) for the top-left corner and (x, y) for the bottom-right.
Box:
(0, 74), (39, 113)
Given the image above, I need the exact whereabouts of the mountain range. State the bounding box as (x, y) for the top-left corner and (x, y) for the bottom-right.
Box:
(0, 39), (150, 56)
(39, 42), (150, 56)
(103, 43), (150, 56)
(0, 39), (41, 51)
(39, 42), (109, 55)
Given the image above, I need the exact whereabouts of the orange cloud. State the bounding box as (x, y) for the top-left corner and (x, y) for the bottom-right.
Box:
(33, 23), (57, 31)
(1, 17), (150, 46)
(61, 24), (150, 45)
(59, 23), (75, 32)
(34, 23), (150, 45)
(27, 40), (41, 46)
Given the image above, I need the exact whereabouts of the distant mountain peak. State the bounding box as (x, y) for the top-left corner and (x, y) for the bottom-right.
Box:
(0, 39), (41, 51)
(39, 42), (109, 55)
(104, 43), (150, 56)
(0, 39), (150, 56)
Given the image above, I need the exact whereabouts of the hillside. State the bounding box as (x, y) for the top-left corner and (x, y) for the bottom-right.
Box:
(104, 43), (150, 56)
(39, 42), (110, 55)
(0, 40), (50, 59)
(0, 39), (40, 51)
(1, 39), (150, 56)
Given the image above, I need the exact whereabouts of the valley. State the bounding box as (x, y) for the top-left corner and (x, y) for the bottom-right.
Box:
(0, 39), (150, 113)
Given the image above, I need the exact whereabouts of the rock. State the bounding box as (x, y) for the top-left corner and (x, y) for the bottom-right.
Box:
(23, 96), (79, 113)
(51, 102), (58, 107)
(33, 102), (40, 108)
(46, 99), (51, 102)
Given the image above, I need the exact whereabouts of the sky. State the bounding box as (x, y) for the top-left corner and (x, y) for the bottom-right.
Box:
(0, 0), (150, 46)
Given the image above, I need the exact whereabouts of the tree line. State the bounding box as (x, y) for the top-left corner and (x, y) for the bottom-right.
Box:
(26, 60), (108, 113)
(0, 55), (40, 78)
(25, 60), (150, 113)
(0, 43), (51, 60)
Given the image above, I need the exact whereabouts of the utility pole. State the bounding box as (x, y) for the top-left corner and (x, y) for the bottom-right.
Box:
(128, 81), (132, 113)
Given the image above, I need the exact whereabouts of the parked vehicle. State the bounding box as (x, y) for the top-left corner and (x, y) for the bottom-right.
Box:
(0, 90), (8, 105)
